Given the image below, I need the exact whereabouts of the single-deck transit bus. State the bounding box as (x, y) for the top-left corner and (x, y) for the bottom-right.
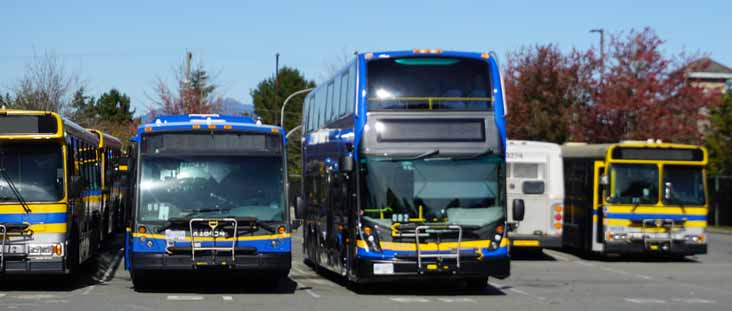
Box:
(506, 140), (563, 249)
(562, 141), (708, 256)
(0, 109), (103, 275)
(88, 129), (124, 242)
(125, 114), (291, 288)
(298, 49), (521, 288)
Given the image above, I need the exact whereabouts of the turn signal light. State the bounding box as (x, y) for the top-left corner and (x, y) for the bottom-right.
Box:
(553, 222), (562, 229)
(138, 226), (147, 234)
(553, 204), (563, 213)
(363, 226), (373, 235)
(53, 244), (63, 256)
(277, 226), (287, 234)
(495, 225), (504, 234)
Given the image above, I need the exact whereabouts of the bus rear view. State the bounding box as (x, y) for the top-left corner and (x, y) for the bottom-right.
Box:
(126, 115), (291, 288)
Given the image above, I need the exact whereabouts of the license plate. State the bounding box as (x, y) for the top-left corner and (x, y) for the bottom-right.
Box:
(2, 244), (26, 254)
(165, 230), (187, 241)
(373, 263), (394, 275)
(513, 240), (540, 247)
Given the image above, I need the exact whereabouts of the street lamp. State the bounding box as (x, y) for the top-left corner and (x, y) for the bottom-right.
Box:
(590, 28), (605, 74)
(280, 88), (314, 129)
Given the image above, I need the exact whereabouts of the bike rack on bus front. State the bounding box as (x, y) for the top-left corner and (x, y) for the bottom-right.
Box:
(414, 225), (463, 273)
(188, 218), (238, 267)
(641, 218), (683, 251)
(0, 223), (30, 271)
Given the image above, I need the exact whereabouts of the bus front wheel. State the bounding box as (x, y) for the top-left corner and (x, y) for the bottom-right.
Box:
(465, 277), (488, 290)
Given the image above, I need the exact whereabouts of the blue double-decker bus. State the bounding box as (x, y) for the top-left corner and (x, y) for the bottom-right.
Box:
(125, 114), (291, 288)
(297, 50), (522, 288)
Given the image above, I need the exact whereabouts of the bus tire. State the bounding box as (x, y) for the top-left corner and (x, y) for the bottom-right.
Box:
(66, 225), (80, 275)
(465, 277), (488, 289)
(131, 270), (151, 291)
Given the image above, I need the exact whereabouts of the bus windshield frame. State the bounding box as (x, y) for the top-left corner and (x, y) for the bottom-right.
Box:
(366, 56), (492, 111)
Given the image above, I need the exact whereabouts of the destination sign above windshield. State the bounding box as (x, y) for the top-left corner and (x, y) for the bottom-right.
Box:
(141, 132), (282, 154)
(0, 114), (58, 135)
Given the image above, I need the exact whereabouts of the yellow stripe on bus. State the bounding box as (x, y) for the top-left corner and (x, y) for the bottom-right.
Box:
(356, 239), (500, 251)
(0, 204), (67, 214)
(605, 206), (707, 215)
(27, 223), (67, 233)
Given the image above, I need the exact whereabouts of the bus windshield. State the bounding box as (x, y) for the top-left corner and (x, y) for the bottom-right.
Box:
(360, 154), (504, 227)
(608, 164), (658, 204)
(138, 155), (285, 223)
(663, 165), (705, 206)
(0, 142), (64, 202)
(367, 57), (492, 111)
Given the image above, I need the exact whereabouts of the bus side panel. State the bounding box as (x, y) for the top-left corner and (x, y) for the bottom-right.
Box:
(563, 158), (595, 252)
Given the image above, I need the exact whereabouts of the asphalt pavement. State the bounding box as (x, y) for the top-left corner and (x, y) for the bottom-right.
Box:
(1, 232), (731, 311)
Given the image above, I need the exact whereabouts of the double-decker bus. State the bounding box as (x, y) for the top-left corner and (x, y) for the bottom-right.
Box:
(506, 140), (564, 250)
(125, 114), (291, 288)
(298, 50), (520, 288)
(0, 109), (102, 275)
(562, 141), (708, 256)
(88, 129), (124, 242)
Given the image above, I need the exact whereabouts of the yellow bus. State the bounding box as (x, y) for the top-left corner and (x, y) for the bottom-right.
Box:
(0, 109), (102, 274)
(88, 129), (123, 242)
(562, 141), (708, 256)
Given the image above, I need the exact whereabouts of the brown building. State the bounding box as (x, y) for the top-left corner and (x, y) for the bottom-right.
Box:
(686, 58), (732, 94)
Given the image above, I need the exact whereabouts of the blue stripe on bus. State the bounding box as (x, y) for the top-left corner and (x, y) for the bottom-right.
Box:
(356, 245), (508, 260)
(0, 213), (67, 224)
(82, 189), (102, 196)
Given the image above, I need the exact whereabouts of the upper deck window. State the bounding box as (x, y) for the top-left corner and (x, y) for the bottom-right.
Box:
(367, 57), (492, 111)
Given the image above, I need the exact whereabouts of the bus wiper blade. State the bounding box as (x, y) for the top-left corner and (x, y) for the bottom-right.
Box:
(236, 217), (277, 233)
(384, 149), (440, 162)
(156, 218), (190, 233)
(0, 168), (31, 213)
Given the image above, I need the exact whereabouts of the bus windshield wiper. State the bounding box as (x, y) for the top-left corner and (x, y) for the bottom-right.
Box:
(0, 168), (31, 213)
(384, 149), (440, 162)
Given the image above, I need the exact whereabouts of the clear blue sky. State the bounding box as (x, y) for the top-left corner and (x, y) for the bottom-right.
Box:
(1, 0), (729, 114)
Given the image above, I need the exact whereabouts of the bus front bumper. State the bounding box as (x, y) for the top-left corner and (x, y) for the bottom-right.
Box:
(604, 241), (707, 256)
(130, 252), (291, 272)
(509, 234), (562, 248)
(1, 257), (67, 275)
(353, 257), (510, 283)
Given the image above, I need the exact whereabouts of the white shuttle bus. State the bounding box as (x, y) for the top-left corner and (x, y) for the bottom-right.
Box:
(506, 140), (564, 249)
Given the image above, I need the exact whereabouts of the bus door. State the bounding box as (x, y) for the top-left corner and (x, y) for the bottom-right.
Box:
(593, 161), (606, 252)
(508, 162), (548, 238)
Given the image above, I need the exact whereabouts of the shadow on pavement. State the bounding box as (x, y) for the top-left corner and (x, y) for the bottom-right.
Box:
(561, 247), (700, 263)
(511, 248), (559, 261)
(0, 234), (125, 292)
(304, 261), (506, 296)
(130, 272), (298, 294)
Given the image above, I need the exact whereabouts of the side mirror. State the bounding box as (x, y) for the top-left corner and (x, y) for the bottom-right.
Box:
(69, 176), (83, 198)
(664, 182), (672, 200)
(512, 199), (525, 221)
(295, 196), (304, 219)
(341, 155), (354, 172)
(600, 175), (609, 187)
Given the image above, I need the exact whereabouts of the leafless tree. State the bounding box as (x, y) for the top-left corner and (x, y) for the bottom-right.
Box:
(9, 51), (79, 112)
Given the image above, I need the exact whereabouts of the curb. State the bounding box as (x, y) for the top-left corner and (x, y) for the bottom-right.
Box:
(707, 227), (732, 235)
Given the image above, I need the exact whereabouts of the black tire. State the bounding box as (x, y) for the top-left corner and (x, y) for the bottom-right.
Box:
(131, 270), (151, 291)
(465, 277), (488, 290)
(66, 226), (80, 275)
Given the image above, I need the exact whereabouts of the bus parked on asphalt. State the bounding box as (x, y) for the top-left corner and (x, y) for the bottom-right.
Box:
(298, 49), (520, 288)
(562, 141), (708, 256)
(88, 129), (124, 242)
(506, 140), (563, 250)
(125, 114), (291, 288)
(0, 109), (103, 275)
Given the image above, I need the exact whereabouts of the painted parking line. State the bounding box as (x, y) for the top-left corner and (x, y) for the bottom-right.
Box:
(81, 285), (96, 296)
(437, 298), (476, 303)
(489, 282), (546, 301)
(0, 293), (6, 298)
(222, 296), (233, 301)
(625, 298), (665, 304)
(671, 298), (716, 304)
(389, 297), (430, 303)
(166, 295), (205, 301)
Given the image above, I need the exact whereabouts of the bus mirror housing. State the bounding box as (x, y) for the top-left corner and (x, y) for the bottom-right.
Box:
(295, 196), (304, 219)
(341, 155), (354, 172)
(70, 176), (83, 198)
(512, 199), (525, 221)
(600, 175), (609, 187)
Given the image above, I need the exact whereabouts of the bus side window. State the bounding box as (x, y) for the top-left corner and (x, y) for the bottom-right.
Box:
(339, 73), (348, 117)
(347, 62), (356, 114)
(333, 76), (342, 120)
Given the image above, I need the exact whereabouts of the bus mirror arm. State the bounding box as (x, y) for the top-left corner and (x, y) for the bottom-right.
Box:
(512, 199), (525, 222)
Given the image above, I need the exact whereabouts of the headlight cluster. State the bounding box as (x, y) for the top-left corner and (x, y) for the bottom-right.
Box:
(491, 225), (505, 249)
(28, 243), (63, 256)
(361, 225), (382, 252)
(684, 234), (705, 244)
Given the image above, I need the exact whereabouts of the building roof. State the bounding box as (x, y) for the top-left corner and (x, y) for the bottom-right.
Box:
(686, 58), (732, 80)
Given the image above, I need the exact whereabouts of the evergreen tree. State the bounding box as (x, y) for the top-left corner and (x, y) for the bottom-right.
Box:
(96, 89), (134, 124)
(706, 90), (732, 175)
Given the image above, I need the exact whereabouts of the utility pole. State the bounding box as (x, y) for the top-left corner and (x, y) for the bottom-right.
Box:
(590, 29), (605, 75)
(274, 53), (280, 124)
(185, 51), (192, 87)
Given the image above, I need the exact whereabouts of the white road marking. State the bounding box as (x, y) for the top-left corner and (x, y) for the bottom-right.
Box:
(543, 249), (571, 261)
(305, 289), (321, 298)
(99, 248), (124, 282)
(222, 296), (233, 301)
(81, 285), (96, 296)
(598, 266), (652, 280)
(15, 294), (57, 300)
(0, 293), (6, 298)
(625, 298), (666, 304)
(489, 282), (546, 301)
(291, 266), (308, 275)
(389, 297), (430, 303)
(308, 279), (336, 286)
(438, 298), (475, 303)
(167, 295), (204, 301)
(671, 298), (716, 304)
